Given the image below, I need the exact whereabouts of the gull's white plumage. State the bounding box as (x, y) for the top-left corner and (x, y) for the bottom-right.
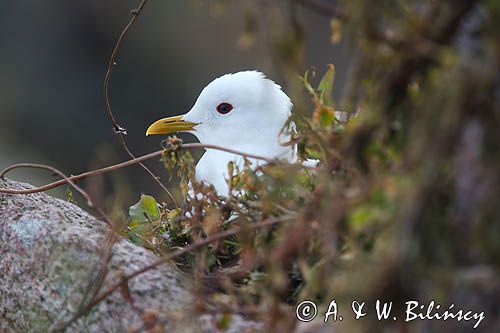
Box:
(148, 71), (296, 195)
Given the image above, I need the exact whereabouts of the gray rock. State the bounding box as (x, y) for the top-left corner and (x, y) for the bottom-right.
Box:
(0, 178), (259, 332)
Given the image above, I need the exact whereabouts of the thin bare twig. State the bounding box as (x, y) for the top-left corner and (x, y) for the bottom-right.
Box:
(85, 215), (296, 311)
(102, 0), (178, 207)
(0, 163), (93, 207)
(103, 0), (149, 133)
(0, 142), (311, 196)
(60, 141), (274, 327)
(186, 143), (273, 163)
(0, 163), (115, 229)
(0, 151), (163, 195)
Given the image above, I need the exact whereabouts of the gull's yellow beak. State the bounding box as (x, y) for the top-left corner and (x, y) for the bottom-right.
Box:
(146, 115), (198, 136)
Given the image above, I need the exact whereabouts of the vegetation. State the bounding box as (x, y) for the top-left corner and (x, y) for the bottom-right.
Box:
(123, 1), (500, 331)
(1, 0), (498, 331)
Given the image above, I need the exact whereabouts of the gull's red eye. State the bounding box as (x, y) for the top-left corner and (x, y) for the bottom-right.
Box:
(216, 102), (233, 114)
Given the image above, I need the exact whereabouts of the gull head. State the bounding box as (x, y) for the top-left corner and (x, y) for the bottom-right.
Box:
(146, 70), (295, 194)
(146, 71), (292, 151)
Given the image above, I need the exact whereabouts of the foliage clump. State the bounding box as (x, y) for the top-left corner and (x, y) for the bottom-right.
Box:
(125, 1), (500, 331)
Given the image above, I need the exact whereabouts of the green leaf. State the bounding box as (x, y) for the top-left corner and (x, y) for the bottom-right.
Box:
(301, 69), (316, 96)
(216, 313), (233, 330)
(305, 147), (322, 160)
(349, 206), (373, 226)
(129, 194), (160, 223)
(319, 106), (335, 127)
(318, 64), (335, 104)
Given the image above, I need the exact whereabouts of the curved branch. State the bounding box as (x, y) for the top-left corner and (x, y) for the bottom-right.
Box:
(103, 0), (148, 132)
(101, 0), (179, 207)
(0, 150), (163, 195)
(85, 215), (295, 311)
(0, 142), (316, 196)
(0, 163), (112, 226)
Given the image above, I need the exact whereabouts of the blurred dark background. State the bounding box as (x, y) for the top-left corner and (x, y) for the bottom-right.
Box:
(0, 0), (351, 207)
